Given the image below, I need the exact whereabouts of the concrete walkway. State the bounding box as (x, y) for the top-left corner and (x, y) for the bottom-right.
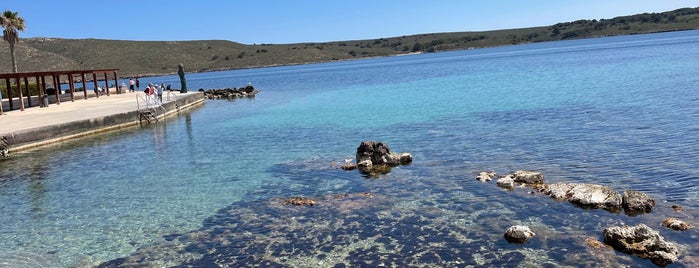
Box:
(0, 89), (205, 153)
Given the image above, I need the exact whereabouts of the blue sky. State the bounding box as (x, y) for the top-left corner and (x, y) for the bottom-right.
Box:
(5, 0), (699, 44)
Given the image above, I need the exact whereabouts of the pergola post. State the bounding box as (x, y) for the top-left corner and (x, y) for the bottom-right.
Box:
(103, 73), (109, 96)
(23, 77), (31, 108)
(54, 75), (61, 105)
(16, 75), (25, 111)
(113, 71), (119, 94)
(68, 74), (75, 102)
(92, 73), (99, 98)
(81, 73), (87, 100)
(6, 78), (13, 111)
(39, 76), (46, 107)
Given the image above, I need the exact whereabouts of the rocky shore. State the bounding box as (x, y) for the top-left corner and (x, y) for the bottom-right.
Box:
(475, 169), (693, 266)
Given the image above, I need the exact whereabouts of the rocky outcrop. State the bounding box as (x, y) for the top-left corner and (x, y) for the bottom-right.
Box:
(622, 190), (655, 216)
(663, 218), (692, 231)
(354, 141), (412, 175)
(504, 225), (536, 244)
(603, 224), (679, 266)
(540, 183), (622, 212)
(201, 85), (259, 100)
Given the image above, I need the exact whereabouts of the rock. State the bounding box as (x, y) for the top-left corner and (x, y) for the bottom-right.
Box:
(504, 225), (535, 244)
(282, 197), (316, 206)
(203, 85), (259, 100)
(354, 141), (412, 175)
(603, 224), (679, 266)
(512, 170), (543, 184)
(672, 204), (682, 212)
(476, 171), (496, 182)
(663, 218), (692, 231)
(496, 175), (515, 189)
(567, 184), (622, 211)
(356, 141), (391, 165)
(357, 160), (373, 172)
(541, 183), (622, 212)
(539, 182), (576, 199)
(622, 190), (655, 216)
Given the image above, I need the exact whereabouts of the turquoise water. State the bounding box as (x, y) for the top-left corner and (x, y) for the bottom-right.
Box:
(1, 30), (699, 267)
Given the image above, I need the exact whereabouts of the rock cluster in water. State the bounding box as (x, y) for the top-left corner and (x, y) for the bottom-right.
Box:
(200, 84), (259, 100)
(475, 169), (692, 266)
(342, 141), (413, 176)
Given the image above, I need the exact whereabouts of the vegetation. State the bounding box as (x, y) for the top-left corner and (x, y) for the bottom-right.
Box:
(0, 7), (697, 77)
(0, 10), (25, 74)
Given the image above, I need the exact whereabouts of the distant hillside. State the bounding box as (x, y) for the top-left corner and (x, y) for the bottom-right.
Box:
(1, 7), (698, 77)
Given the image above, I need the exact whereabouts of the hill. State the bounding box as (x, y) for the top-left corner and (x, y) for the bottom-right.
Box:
(1, 7), (698, 77)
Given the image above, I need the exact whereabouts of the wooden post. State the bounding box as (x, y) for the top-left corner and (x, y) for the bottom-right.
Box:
(16, 75), (24, 111)
(40, 76), (46, 107)
(34, 76), (44, 107)
(23, 77), (31, 107)
(68, 74), (75, 102)
(113, 71), (119, 94)
(81, 73), (87, 100)
(92, 73), (99, 98)
(103, 73), (109, 96)
(53, 75), (61, 105)
(6, 78), (13, 111)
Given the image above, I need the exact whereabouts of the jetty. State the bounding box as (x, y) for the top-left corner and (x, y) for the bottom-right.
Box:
(0, 88), (204, 155)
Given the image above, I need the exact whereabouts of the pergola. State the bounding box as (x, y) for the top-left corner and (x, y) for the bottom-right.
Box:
(0, 69), (120, 113)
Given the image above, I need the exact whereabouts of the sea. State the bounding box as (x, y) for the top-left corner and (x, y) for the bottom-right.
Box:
(1, 30), (698, 267)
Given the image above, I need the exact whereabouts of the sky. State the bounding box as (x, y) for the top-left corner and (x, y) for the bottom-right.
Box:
(4, 0), (699, 44)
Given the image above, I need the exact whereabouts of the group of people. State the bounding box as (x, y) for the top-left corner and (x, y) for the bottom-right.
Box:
(128, 78), (172, 104)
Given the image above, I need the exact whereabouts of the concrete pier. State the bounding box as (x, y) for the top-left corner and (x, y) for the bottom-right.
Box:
(0, 90), (205, 153)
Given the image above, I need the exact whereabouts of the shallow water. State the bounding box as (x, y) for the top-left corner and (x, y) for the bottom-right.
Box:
(1, 30), (699, 267)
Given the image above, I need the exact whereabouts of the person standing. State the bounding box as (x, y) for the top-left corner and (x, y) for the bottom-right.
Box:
(158, 83), (164, 103)
(136, 78), (140, 91)
(129, 78), (135, 92)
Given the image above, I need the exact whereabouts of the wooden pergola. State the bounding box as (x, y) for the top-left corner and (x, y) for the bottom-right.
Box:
(0, 69), (120, 113)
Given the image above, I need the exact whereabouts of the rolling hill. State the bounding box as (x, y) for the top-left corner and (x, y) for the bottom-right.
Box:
(1, 7), (698, 77)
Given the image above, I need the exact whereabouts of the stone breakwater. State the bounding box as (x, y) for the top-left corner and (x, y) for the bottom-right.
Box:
(200, 85), (259, 100)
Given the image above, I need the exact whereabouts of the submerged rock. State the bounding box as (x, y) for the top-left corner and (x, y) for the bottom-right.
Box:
(540, 183), (622, 212)
(282, 197), (316, 206)
(504, 225), (536, 244)
(603, 224), (679, 266)
(476, 171), (496, 182)
(622, 190), (655, 216)
(662, 218), (692, 231)
(511, 170), (543, 184)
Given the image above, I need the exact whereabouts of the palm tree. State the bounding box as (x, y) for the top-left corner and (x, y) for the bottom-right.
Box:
(1, 10), (26, 73)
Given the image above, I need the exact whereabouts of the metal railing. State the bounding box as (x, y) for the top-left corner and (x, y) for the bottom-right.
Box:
(136, 92), (165, 123)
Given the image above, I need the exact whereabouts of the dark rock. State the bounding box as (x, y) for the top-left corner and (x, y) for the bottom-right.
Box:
(203, 85), (259, 100)
(504, 225), (535, 244)
(603, 223), (679, 266)
(662, 218), (692, 231)
(354, 141), (412, 175)
(622, 190), (655, 216)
